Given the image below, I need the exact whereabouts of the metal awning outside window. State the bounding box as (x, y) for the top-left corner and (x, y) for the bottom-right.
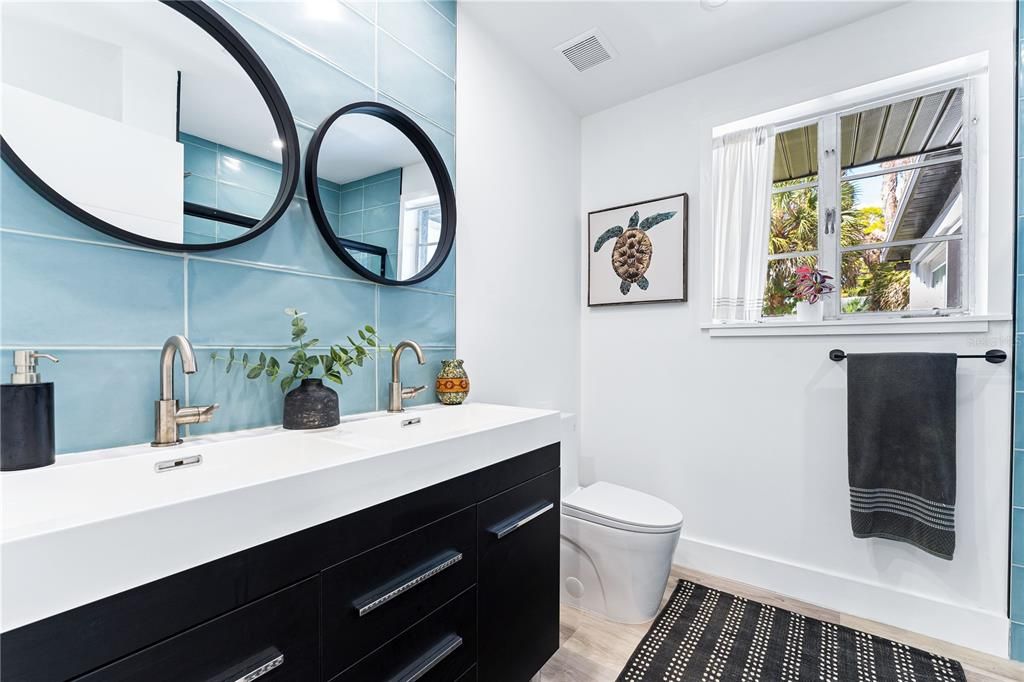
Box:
(772, 87), (964, 184)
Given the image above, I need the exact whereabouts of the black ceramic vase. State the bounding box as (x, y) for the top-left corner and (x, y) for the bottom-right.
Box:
(283, 378), (340, 430)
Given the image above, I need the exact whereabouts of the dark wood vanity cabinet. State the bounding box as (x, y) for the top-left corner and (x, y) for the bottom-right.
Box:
(478, 469), (561, 682)
(1, 443), (560, 682)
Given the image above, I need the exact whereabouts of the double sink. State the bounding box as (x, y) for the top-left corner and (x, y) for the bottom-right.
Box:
(0, 402), (560, 634)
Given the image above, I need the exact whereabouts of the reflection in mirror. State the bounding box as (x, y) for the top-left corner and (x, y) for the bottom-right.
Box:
(311, 110), (450, 284)
(1, 1), (293, 247)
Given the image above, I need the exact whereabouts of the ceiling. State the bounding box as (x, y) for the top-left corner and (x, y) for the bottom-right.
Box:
(318, 113), (424, 185)
(462, 0), (904, 116)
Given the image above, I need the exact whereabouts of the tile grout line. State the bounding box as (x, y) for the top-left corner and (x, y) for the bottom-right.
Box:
(422, 0), (456, 29)
(373, 0), (380, 103)
(218, 0), (454, 135)
(0, 226), (459, 293)
(0, 343), (457, 350)
(183, 254), (192, 436)
(374, 284), (381, 411)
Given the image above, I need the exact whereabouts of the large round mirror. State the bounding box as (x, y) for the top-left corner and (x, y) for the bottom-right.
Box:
(0, 0), (298, 250)
(305, 103), (455, 285)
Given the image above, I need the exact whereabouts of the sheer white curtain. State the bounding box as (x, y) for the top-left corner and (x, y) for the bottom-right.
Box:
(711, 126), (775, 322)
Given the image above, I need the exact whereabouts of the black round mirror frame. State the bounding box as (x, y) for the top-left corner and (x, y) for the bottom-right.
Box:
(0, 0), (300, 253)
(304, 102), (456, 287)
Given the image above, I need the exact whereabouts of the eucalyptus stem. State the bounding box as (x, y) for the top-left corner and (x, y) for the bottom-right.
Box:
(210, 308), (384, 393)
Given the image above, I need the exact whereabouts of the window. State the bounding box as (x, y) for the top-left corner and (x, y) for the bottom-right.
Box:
(725, 81), (971, 323)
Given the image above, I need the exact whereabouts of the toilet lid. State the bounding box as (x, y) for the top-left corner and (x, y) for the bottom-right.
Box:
(562, 482), (682, 533)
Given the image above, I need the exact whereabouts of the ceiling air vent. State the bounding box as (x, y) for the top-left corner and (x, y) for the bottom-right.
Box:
(556, 29), (614, 72)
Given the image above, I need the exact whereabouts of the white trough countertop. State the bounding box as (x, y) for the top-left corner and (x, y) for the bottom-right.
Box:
(1, 402), (560, 632)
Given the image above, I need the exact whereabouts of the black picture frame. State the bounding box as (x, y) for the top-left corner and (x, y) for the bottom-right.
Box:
(587, 193), (688, 307)
(304, 102), (456, 287)
(0, 0), (300, 253)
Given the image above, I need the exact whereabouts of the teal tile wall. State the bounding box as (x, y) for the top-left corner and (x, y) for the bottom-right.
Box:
(0, 0), (457, 454)
(337, 168), (402, 277)
(181, 132), (320, 244)
(1014, 0), (1024, 662)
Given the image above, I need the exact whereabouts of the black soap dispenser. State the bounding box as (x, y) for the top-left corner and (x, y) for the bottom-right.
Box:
(1, 350), (59, 471)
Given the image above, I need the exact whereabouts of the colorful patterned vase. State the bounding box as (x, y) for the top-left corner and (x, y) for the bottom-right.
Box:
(436, 359), (470, 405)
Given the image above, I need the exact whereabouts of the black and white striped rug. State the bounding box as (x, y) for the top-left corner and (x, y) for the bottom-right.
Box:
(617, 580), (966, 681)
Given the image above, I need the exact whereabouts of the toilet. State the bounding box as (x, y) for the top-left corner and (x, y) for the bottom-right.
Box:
(558, 415), (683, 624)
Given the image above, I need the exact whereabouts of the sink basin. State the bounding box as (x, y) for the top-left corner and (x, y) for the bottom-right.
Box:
(331, 403), (539, 445)
(1, 431), (367, 543)
(1, 402), (560, 632)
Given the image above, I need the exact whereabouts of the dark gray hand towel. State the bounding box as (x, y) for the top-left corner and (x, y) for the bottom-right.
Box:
(846, 352), (957, 560)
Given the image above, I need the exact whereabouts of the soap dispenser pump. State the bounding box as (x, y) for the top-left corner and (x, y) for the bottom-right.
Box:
(1, 350), (59, 471)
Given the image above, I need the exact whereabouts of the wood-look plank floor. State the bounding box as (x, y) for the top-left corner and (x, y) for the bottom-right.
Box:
(538, 565), (1024, 682)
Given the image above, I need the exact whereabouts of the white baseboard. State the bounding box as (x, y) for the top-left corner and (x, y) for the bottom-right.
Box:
(674, 536), (1009, 658)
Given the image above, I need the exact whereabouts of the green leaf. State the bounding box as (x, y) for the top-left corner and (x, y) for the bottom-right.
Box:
(289, 350), (307, 365)
(365, 325), (375, 334)
(366, 338), (377, 347)
(320, 355), (334, 373)
(325, 371), (343, 385)
(259, 352), (267, 365)
(355, 356), (364, 367)
(358, 329), (367, 340)
(342, 363), (354, 376)
(241, 352), (249, 368)
(246, 364), (264, 379)
(280, 375), (295, 393)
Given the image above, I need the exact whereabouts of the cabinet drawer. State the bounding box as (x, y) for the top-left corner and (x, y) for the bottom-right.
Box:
(323, 506), (476, 678)
(478, 469), (560, 682)
(75, 577), (319, 682)
(329, 587), (476, 682)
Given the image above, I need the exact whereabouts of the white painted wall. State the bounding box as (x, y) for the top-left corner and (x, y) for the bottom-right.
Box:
(456, 10), (581, 416)
(579, 1), (1014, 656)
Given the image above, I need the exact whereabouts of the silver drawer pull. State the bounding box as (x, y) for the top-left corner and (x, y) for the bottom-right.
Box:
(233, 654), (283, 682)
(354, 551), (463, 617)
(389, 634), (463, 682)
(491, 502), (554, 539)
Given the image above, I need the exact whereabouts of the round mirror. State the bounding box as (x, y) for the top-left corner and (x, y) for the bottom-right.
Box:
(305, 103), (456, 285)
(0, 0), (298, 250)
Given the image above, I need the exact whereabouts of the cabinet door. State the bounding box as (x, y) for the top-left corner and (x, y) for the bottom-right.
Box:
(328, 587), (476, 682)
(73, 577), (319, 682)
(477, 468), (560, 682)
(322, 506), (476, 679)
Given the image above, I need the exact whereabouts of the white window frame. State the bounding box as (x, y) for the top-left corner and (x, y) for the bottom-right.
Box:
(758, 77), (974, 324)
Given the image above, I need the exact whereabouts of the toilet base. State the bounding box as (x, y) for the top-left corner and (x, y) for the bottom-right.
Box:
(559, 513), (680, 624)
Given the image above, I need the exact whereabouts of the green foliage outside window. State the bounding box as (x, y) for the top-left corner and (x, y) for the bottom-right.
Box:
(762, 181), (909, 317)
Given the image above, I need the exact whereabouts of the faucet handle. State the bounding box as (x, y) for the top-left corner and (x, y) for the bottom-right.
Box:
(401, 385), (426, 399)
(176, 404), (219, 425)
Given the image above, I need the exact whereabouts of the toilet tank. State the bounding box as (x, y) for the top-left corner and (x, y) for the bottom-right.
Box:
(560, 412), (579, 497)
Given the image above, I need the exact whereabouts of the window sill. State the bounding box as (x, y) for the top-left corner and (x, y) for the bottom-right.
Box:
(702, 314), (1011, 337)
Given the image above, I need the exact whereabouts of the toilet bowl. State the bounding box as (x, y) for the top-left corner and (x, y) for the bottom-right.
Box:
(559, 481), (682, 624)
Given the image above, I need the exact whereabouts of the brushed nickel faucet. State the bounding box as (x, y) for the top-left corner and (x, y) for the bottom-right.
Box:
(388, 340), (427, 413)
(152, 335), (218, 447)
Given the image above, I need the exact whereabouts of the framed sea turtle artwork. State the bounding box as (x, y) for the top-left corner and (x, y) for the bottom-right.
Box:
(588, 193), (688, 306)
